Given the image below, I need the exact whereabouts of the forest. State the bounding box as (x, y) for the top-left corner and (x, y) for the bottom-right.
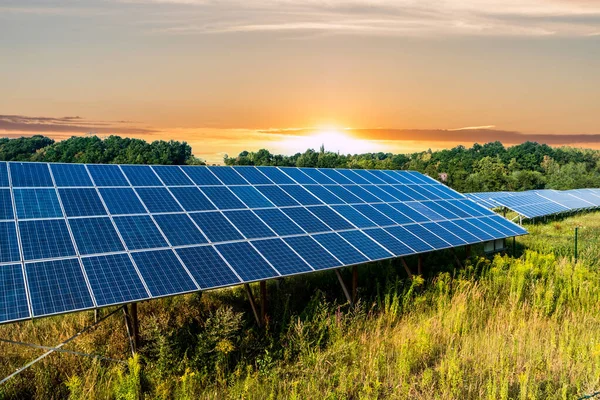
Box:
(2, 135), (600, 193)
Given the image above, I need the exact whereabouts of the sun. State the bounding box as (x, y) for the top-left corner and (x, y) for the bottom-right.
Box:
(277, 127), (382, 155)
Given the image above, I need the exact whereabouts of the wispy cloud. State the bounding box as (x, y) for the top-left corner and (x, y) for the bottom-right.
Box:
(124, 0), (600, 37)
(0, 115), (157, 135)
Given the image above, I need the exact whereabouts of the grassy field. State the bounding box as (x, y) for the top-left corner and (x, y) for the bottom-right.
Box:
(2, 212), (600, 399)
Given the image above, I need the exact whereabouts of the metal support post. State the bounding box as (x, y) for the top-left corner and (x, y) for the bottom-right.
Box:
(351, 265), (358, 304)
(335, 269), (353, 305)
(122, 305), (136, 356)
(244, 284), (262, 328)
(400, 258), (413, 279)
(259, 280), (267, 326)
(417, 255), (423, 276)
(574, 227), (578, 261)
(130, 303), (139, 352)
(465, 245), (472, 259)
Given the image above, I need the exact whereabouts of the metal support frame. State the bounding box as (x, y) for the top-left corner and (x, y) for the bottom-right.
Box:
(351, 265), (358, 304)
(259, 280), (267, 326)
(335, 269), (353, 306)
(122, 305), (137, 356)
(244, 283), (262, 328)
(400, 258), (413, 279)
(465, 245), (472, 259)
(417, 255), (423, 276)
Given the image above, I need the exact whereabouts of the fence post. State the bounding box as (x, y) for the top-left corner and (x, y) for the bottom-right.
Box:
(574, 227), (578, 261)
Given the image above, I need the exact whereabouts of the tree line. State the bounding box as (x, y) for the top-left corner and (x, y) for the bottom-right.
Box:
(224, 141), (600, 192)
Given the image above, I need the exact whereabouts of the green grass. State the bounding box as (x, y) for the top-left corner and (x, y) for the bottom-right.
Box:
(2, 213), (600, 399)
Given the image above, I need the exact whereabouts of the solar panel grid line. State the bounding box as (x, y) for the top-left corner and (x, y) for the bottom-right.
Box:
(48, 164), (98, 308)
(246, 241), (290, 277)
(339, 230), (395, 261)
(6, 162), (33, 321)
(330, 231), (376, 262)
(333, 168), (369, 184)
(213, 242), (281, 282)
(408, 223), (454, 249)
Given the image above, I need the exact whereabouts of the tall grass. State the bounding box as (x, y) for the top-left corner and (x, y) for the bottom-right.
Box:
(2, 213), (600, 399)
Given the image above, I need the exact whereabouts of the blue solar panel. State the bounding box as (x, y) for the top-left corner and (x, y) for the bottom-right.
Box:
(452, 219), (494, 241)
(397, 185), (426, 201)
(385, 226), (434, 253)
(216, 242), (279, 281)
(87, 164), (129, 187)
(362, 228), (414, 256)
(343, 185), (381, 203)
(0, 222), (20, 263)
(361, 185), (397, 202)
(282, 207), (331, 233)
(422, 201), (459, 219)
(50, 164), (93, 187)
(281, 185), (323, 205)
(10, 163), (53, 187)
(200, 187), (246, 210)
(0, 163), (8, 187)
(251, 239), (313, 275)
(121, 165), (162, 186)
(405, 202), (443, 221)
(325, 185), (364, 204)
(303, 185), (345, 204)
(352, 169), (386, 184)
(306, 206), (354, 230)
(423, 185), (451, 200)
(19, 219), (76, 260)
(223, 210), (276, 239)
(335, 169), (369, 184)
(279, 168), (317, 184)
(256, 167), (295, 184)
(338, 230), (392, 260)
(352, 204), (395, 226)
(26, 258), (94, 317)
(0, 189), (13, 220)
(366, 170), (398, 184)
(152, 213), (208, 246)
(312, 233), (368, 265)
(180, 166), (222, 185)
(232, 166), (273, 184)
(385, 171), (413, 184)
(208, 166), (248, 185)
(487, 215), (527, 236)
(59, 188), (107, 217)
(437, 220), (481, 244)
(422, 222), (466, 246)
(99, 188), (146, 215)
(435, 200), (471, 218)
(317, 169), (354, 184)
(253, 208), (305, 236)
(283, 236), (341, 270)
(176, 245), (241, 289)
(14, 189), (61, 219)
(474, 218), (507, 238)
(152, 165), (193, 186)
(298, 168), (336, 184)
(169, 186), (215, 211)
(256, 185), (299, 207)
(82, 253), (149, 306)
(403, 224), (451, 249)
(371, 203), (413, 225)
(69, 217), (125, 255)
(331, 205), (377, 228)
(407, 185), (439, 200)
(131, 250), (198, 297)
(191, 212), (244, 242)
(448, 200), (486, 217)
(229, 186), (274, 208)
(113, 216), (168, 250)
(136, 188), (182, 213)
(0, 264), (29, 322)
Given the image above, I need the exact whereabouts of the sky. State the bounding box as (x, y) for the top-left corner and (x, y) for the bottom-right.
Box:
(1, 0), (599, 163)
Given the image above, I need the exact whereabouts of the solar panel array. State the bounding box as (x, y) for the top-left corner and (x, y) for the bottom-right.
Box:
(467, 189), (600, 219)
(0, 162), (527, 324)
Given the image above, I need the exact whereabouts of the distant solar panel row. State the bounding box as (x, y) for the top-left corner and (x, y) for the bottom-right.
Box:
(0, 162), (526, 324)
(466, 189), (600, 219)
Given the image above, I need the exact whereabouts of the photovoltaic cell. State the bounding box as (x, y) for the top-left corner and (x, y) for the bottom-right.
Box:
(256, 166), (295, 184)
(331, 205), (377, 228)
(281, 185), (323, 205)
(0, 163), (8, 187)
(169, 186), (215, 211)
(317, 169), (354, 184)
(282, 207), (331, 233)
(58, 188), (107, 217)
(362, 228), (414, 256)
(352, 169), (386, 184)
(396, 185), (426, 201)
(136, 187), (182, 213)
(200, 187), (246, 210)
(99, 188), (147, 215)
(19, 219), (76, 260)
(152, 213), (208, 246)
(371, 203), (413, 225)
(407, 185), (439, 200)
(180, 166), (222, 185)
(403, 224), (451, 249)
(437, 220), (481, 244)
(352, 204), (395, 226)
(422, 201), (459, 219)
(338, 230), (392, 260)
(306, 206), (354, 230)
(82, 253), (149, 306)
(152, 165), (193, 186)
(229, 186), (274, 208)
(335, 169), (369, 184)
(284, 236), (341, 270)
(385, 226), (434, 253)
(131, 250), (198, 297)
(312, 233), (368, 265)
(216, 242), (279, 281)
(223, 210), (276, 239)
(280, 168), (317, 184)
(26, 258), (94, 317)
(0, 189), (12, 220)
(113, 215), (168, 250)
(361, 185), (397, 202)
(191, 212), (244, 242)
(251, 239), (313, 275)
(10, 163), (53, 187)
(405, 202), (442, 221)
(69, 217), (125, 255)
(366, 170), (398, 184)
(325, 185), (364, 204)
(87, 164), (129, 187)
(253, 208), (305, 236)
(176, 245), (241, 289)
(298, 168), (336, 184)
(303, 185), (345, 204)
(343, 185), (381, 203)
(0, 264), (29, 322)
(208, 166), (248, 185)
(14, 189), (62, 219)
(232, 166), (273, 184)
(256, 185), (299, 207)
(0, 222), (20, 263)
(452, 219), (494, 241)
(423, 222), (466, 246)
(50, 164), (93, 187)
(121, 165), (162, 186)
